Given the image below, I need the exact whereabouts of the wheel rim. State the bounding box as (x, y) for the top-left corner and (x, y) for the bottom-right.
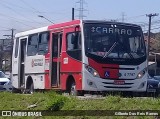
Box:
(29, 83), (34, 94)
(71, 83), (76, 96)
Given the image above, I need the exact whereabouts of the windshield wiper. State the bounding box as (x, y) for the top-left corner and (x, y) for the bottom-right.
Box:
(124, 52), (134, 59)
(103, 42), (134, 59)
(103, 42), (117, 58)
(120, 44), (134, 59)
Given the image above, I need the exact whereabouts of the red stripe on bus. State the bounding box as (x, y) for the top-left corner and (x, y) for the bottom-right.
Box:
(88, 58), (119, 79)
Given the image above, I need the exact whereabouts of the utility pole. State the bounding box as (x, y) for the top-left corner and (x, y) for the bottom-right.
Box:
(76, 0), (87, 20)
(0, 43), (3, 70)
(146, 13), (158, 73)
(3, 28), (16, 73)
(121, 12), (126, 22)
(72, 8), (75, 20)
(10, 28), (15, 73)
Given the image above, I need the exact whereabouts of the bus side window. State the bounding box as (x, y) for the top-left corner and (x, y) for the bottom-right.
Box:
(27, 34), (38, 56)
(38, 32), (49, 55)
(67, 32), (81, 50)
(66, 32), (82, 61)
(15, 38), (19, 58)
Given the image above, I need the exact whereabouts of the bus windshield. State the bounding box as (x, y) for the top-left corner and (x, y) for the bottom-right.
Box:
(84, 23), (146, 60)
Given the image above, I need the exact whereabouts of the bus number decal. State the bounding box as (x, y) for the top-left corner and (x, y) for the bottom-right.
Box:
(63, 57), (68, 64)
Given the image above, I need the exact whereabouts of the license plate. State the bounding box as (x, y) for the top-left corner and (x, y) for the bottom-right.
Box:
(114, 80), (125, 85)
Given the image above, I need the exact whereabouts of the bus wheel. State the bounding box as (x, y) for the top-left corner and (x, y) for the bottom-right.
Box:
(70, 82), (77, 96)
(28, 83), (34, 94)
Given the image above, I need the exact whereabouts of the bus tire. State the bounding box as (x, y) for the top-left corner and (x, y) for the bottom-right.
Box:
(70, 82), (78, 96)
(28, 83), (34, 94)
(70, 81), (83, 96)
(26, 77), (34, 94)
(66, 76), (82, 96)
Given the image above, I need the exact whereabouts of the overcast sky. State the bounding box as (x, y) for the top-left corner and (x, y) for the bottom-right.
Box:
(0, 0), (160, 38)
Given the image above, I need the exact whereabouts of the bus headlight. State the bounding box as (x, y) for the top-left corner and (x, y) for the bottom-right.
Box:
(136, 68), (146, 79)
(85, 65), (100, 77)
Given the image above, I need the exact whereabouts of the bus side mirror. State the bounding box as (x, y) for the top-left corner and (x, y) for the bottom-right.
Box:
(71, 33), (76, 44)
(71, 26), (80, 49)
(72, 26), (80, 43)
(71, 33), (79, 49)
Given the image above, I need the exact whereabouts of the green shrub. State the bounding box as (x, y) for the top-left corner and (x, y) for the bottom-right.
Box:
(45, 93), (67, 111)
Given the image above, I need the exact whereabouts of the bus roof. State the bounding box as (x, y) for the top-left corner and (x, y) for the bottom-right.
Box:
(15, 20), (141, 38)
(48, 20), (81, 30)
(82, 20), (141, 27)
(15, 26), (48, 38)
(15, 20), (81, 38)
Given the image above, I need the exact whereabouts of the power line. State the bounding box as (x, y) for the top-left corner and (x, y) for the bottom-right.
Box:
(38, 15), (54, 24)
(0, 25), (10, 30)
(116, 14), (147, 22)
(20, 0), (72, 23)
(20, 0), (54, 23)
(0, 2), (45, 25)
(0, 0), (35, 13)
(5, 0), (69, 21)
(0, 11), (46, 25)
(0, 2), (29, 18)
(20, 0), (41, 13)
(0, 13), (35, 28)
(127, 14), (146, 20)
(143, 26), (160, 32)
(38, 10), (70, 15)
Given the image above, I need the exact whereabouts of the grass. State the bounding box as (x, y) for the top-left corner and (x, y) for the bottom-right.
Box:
(0, 91), (160, 119)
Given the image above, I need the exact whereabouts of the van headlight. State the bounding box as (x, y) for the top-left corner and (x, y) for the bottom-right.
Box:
(85, 65), (100, 77)
(136, 68), (146, 79)
(4, 80), (12, 85)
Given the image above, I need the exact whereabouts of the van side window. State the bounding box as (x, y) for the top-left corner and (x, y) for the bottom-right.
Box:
(15, 39), (19, 58)
(27, 34), (38, 56)
(38, 32), (49, 55)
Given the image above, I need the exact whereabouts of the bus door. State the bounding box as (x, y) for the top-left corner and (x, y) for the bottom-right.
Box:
(50, 32), (62, 87)
(18, 37), (27, 88)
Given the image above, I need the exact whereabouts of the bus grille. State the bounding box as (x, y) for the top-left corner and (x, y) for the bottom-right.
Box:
(104, 86), (131, 89)
(102, 82), (134, 85)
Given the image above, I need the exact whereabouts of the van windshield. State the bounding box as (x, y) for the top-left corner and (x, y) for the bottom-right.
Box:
(0, 72), (6, 78)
